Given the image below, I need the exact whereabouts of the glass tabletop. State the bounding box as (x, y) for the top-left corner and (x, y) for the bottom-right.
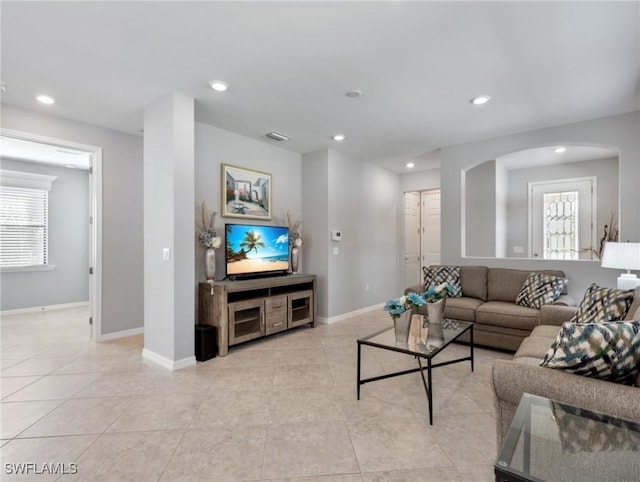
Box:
(358, 317), (472, 358)
(496, 393), (640, 482)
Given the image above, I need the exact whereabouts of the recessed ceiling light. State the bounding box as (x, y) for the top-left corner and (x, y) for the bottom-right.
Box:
(66, 164), (78, 169)
(554, 146), (567, 154)
(345, 90), (362, 98)
(333, 134), (346, 141)
(470, 95), (491, 105)
(209, 80), (229, 92)
(266, 132), (289, 142)
(36, 94), (55, 105)
(406, 162), (415, 168)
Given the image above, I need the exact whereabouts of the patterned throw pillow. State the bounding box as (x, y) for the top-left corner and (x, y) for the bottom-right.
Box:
(569, 284), (635, 324)
(515, 272), (567, 309)
(422, 265), (462, 298)
(540, 321), (640, 384)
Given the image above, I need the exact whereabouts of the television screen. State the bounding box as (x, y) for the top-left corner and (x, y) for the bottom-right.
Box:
(225, 224), (290, 277)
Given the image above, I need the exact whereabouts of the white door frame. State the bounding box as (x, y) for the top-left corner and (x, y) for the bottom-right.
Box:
(1, 128), (103, 342)
(527, 176), (597, 259)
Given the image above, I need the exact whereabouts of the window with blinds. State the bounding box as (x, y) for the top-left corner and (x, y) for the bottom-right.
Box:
(0, 186), (49, 268)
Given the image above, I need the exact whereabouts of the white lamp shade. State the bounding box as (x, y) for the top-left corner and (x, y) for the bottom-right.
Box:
(601, 242), (640, 271)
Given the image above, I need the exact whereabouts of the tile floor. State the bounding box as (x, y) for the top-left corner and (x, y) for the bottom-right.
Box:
(1, 306), (513, 481)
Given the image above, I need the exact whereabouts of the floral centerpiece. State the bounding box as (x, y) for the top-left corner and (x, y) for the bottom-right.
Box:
(384, 283), (453, 343)
(384, 282), (452, 320)
(384, 292), (427, 320)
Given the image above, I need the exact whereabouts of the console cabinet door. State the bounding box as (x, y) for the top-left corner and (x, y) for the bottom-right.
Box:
(288, 290), (314, 328)
(228, 299), (265, 346)
(265, 296), (288, 335)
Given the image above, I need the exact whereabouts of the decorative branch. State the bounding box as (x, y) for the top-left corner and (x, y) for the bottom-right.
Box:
(286, 210), (303, 247)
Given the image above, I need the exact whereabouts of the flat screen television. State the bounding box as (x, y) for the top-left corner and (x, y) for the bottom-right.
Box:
(225, 223), (290, 279)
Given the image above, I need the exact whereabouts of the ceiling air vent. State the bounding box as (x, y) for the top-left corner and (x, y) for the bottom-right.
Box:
(265, 132), (289, 142)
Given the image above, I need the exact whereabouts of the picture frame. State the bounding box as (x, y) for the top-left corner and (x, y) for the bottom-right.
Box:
(221, 163), (272, 220)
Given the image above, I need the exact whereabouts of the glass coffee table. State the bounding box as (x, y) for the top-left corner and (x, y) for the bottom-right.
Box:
(495, 393), (640, 482)
(357, 317), (473, 425)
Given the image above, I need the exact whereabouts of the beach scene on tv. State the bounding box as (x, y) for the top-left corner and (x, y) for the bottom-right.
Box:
(225, 224), (290, 275)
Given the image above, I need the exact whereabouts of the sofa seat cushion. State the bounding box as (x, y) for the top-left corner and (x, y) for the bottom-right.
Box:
(515, 335), (554, 359)
(444, 297), (483, 322)
(513, 356), (542, 366)
(531, 325), (562, 338)
(476, 301), (541, 330)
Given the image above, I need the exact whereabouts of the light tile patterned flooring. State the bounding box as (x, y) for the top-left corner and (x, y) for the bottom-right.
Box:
(1, 306), (513, 481)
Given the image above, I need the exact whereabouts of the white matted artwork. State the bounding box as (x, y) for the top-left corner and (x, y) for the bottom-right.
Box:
(221, 163), (271, 220)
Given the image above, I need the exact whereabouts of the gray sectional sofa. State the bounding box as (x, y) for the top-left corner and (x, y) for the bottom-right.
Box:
(406, 266), (575, 351)
(491, 288), (640, 447)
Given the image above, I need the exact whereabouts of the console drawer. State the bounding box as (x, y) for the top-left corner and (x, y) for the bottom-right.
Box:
(265, 296), (288, 335)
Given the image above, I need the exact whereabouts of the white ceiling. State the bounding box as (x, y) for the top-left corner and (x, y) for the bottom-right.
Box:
(497, 145), (619, 171)
(1, 1), (638, 173)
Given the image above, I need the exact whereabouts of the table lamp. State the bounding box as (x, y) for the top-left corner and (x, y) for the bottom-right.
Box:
(601, 242), (640, 290)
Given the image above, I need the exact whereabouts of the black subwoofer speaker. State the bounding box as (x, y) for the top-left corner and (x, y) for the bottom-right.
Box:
(195, 324), (217, 361)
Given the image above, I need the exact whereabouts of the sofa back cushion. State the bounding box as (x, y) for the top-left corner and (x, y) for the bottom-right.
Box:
(488, 268), (566, 302)
(459, 266), (489, 301)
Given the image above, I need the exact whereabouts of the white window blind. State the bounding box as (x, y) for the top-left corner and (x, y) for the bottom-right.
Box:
(0, 186), (49, 267)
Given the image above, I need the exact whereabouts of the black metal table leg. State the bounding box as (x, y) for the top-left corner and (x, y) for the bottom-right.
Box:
(417, 356), (434, 425)
(470, 325), (475, 372)
(357, 341), (361, 400)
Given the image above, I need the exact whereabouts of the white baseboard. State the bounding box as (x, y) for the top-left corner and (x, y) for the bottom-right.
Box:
(99, 327), (144, 342)
(142, 348), (196, 371)
(318, 302), (385, 324)
(1, 301), (89, 316)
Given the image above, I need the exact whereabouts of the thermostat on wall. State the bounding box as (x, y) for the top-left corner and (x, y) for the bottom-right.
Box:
(331, 230), (342, 241)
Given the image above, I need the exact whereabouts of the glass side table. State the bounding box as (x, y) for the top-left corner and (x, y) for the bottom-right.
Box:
(495, 393), (640, 482)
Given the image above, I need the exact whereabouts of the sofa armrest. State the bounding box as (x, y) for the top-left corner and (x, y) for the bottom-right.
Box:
(539, 304), (577, 326)
(404, 284), (425, 295)
(491, 360), (640, 446)
(553, 294), (576, 307)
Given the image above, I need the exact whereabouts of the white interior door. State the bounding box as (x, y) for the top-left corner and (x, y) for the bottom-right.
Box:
(421, 189), (441, 267)
(529, 177), (596, 259)
(404, 192), (420, 287)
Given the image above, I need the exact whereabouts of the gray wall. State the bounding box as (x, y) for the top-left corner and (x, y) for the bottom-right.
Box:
(399, 168), (440, 192)
(505, 157), (619, 258)
(465, 160), (496, 257)
(302, 150), (329, 317)
(302, 149), (401, 319)
(1, 105), (144, 335)
(441, 111), (640, 301)
(194, 122), (303, 291)
(0, 158), (89, 310)
(143, 92), (195, 362)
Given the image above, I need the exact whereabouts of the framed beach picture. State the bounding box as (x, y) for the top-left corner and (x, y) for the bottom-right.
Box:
(221, 164), (272, 220)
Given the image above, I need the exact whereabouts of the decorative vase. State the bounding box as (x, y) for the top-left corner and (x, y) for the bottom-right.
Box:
(393, 309), (413, 343)
(426, 298), (445, 347)
(291, 246), (300, 273)
(205, 247), (216, 282)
